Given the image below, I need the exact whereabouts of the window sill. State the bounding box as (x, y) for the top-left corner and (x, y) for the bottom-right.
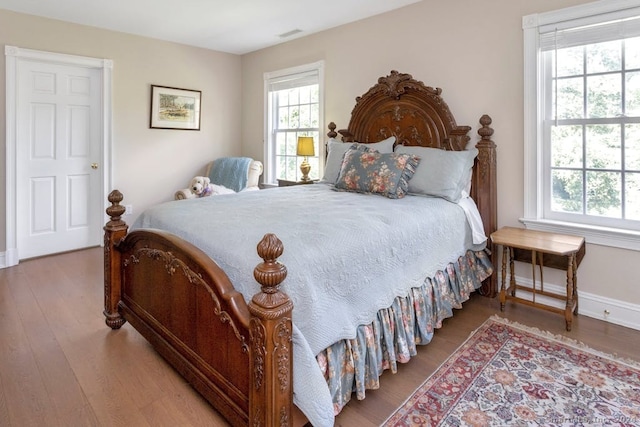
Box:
(519, 218), (640, 252)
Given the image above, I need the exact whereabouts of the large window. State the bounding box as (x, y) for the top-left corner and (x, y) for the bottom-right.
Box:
(264, 62), (324, 184)
(523, 1), (640, 250)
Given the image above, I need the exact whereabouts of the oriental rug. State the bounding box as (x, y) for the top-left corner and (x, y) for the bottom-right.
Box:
(383, 315), (640, 427)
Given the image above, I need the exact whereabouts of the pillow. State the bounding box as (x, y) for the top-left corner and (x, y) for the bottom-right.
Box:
(321, 136), (396, 184)
(334, 145), (420, 199)
(394, 145), (478, 202)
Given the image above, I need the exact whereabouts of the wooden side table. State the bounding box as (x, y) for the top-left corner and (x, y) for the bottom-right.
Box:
(490, 226), (585, 331)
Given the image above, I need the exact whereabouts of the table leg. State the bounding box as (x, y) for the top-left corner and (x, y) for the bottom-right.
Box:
(500, 245), (507, 310)
(565, 253), (575, 331)
(509, 247), (516, 297)
(530, 250), (537, 304)
(573, 255), (579, 315)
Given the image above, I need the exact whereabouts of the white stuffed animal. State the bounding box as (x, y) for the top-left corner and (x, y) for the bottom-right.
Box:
(189, 176), (235, 197)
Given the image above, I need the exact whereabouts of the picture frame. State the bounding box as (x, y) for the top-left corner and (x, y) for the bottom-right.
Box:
(150, 85), (201, 130)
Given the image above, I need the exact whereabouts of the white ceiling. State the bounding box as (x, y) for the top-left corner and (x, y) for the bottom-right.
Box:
(0, 0), (421, 55)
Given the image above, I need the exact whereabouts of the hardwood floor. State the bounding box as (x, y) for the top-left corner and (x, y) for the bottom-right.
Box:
(1, 247), (639, 426)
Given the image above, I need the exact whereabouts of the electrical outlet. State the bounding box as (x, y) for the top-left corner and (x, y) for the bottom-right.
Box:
(125, 204), (133, 215)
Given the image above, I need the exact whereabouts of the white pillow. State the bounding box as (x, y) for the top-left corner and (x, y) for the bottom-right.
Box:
(321, 136), (396, 183)
(394, 145), (478, 202)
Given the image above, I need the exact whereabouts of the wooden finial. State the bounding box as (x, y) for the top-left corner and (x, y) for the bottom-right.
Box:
(253, 233), (288, 295)
(106, 190), (126, 226)
(478, 114), (494, 140)
(327, 122), (337, 139)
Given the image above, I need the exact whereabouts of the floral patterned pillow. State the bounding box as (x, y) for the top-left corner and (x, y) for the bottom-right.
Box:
(334, 145), (420, 199)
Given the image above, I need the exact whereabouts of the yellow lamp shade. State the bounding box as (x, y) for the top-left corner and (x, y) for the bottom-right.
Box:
(296, 136), (315, 157)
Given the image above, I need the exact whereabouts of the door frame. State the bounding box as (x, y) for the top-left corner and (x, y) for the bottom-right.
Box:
(4, 45), (113, 268)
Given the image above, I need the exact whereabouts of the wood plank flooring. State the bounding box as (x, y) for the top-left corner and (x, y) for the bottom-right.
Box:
(1, 247), (638, 426)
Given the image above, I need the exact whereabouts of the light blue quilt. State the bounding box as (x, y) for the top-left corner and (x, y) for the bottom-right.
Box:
(133, 183), (484, 426)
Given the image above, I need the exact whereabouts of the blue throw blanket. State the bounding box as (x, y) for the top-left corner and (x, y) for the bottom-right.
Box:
(208, 157), (252, 192)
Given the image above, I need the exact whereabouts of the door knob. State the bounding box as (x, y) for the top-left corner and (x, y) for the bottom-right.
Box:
(91, 163), (99, 169)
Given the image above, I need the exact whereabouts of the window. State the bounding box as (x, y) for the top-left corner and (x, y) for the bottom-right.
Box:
(264, 62), (324, 185)
(523, 1), (640, 250)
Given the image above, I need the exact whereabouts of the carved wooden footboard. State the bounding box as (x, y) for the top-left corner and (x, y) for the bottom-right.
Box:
(103, 190), (294, 426)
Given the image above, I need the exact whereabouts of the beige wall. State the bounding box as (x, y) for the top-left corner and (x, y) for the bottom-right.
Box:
(241, 0), (640, 308)
(0, 9), (242, 252)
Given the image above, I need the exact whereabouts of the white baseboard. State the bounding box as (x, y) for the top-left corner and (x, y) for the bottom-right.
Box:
(497, 273), (640, 332)
(0, 248), (19, 269)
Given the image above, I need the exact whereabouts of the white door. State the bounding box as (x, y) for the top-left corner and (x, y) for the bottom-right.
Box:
(16, 60), (103, 259)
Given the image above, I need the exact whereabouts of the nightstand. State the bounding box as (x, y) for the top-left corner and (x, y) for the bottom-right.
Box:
(277, 179), (315, 187)
(490, 226), (585, 331)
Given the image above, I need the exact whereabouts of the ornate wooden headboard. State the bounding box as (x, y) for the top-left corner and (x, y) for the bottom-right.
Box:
(328, 70), (497, 296)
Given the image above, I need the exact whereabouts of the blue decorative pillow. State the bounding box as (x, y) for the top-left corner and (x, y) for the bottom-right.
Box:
(321, 136), (396, 184)
(334, 145), (420, 199)
(394, 145), (478, 202)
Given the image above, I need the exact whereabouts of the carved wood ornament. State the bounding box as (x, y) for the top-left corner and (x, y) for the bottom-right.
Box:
(336, 70), (472, 150)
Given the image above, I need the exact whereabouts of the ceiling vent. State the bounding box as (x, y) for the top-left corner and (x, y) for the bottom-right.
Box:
(278, 29), (303, 38)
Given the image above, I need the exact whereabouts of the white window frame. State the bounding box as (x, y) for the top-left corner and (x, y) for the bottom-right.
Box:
(522, 0), (640, 251)
(263, 61), (324, 185)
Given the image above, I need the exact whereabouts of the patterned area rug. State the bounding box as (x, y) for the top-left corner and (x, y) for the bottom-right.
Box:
(384, 315), (640, 426)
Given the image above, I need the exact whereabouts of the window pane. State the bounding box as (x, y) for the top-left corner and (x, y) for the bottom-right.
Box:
(311, 103), (319, 127)
(299, 104), (311, 128)
(557, 46), (584, 77)
(288, 106), (300, 128)
(551, 125), (583, 168)
(276, 133), (286, 155)
(626, 124), (640, 170)
(277, 90), (289, 105)
(626, 37), (640, 69)
(286, 156), (297, 180)
(288, 88), (299, 105)
(586, 124), (620, 169)
(277, 156), (287, 180)
(310, 85), (319, 103)
(552, 169), (583, 213)
(626, 172), (640, 220)
(278, 106), (289, 128)
(299, 86), (311, 104)
(586, 171), (621, 217)
(586, 41), (621, 74)
(626, 71), (640, 117)
(587, 74), (621, 118)
(556, 77), (583, 119)
(286, 133), (297, 155)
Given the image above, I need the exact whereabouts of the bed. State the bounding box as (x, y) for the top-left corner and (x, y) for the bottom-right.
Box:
(103, 70), (497, 426)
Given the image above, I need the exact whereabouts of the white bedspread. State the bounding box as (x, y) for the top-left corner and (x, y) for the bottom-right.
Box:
(133, 183), (485, 426)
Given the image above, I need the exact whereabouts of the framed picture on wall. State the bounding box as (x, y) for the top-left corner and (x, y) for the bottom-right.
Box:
(150, 85), (201, 130)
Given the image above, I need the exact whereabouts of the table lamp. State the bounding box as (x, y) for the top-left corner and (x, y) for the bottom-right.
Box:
(297, 136), (315, 182)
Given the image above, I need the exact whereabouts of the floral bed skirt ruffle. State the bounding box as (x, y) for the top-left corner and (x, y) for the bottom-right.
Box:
(316, 249), (494, 414)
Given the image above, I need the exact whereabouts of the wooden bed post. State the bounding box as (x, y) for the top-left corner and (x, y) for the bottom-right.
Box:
(248, 234), (294, 426)
(473, 115), (498, 297)
(103, 189), (128, 329)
